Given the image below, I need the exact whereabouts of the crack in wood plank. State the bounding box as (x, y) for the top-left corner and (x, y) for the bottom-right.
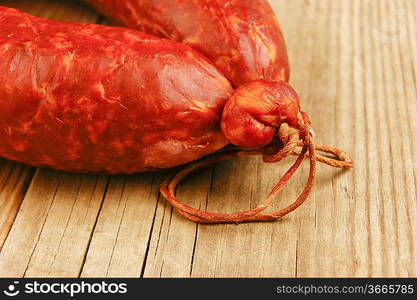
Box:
(139, 184), (162, 278)
(105, 180), (128, 277)
(77, 176), (110, 278)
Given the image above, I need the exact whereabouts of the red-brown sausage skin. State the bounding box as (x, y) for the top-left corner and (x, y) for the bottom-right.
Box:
(221, 80), (302, 150)
(85, 0), (290, 87)
(0, 6), (232, 173)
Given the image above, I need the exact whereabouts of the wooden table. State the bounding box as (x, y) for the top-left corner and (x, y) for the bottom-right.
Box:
(0, 0), (416, 278)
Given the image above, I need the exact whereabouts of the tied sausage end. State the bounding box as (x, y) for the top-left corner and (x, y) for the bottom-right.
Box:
(220, 80), (307, 151)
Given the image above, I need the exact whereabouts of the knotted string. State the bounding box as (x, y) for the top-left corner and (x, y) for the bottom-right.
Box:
(160, 114), (353, 224)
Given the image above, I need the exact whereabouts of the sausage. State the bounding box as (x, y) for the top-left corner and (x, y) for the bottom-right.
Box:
(84, 0), (290, 87)
(0, 6), (303, 174)
(0, 6), (353, 224)
(0, 6), (234, 173)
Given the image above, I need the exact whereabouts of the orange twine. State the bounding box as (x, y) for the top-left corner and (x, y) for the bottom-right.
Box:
(160, 114), (353, 224)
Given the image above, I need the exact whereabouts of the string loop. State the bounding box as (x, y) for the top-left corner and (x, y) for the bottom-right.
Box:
(160, 115), (353, 224)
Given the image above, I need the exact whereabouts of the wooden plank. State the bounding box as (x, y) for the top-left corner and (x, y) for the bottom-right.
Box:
(23, 174), (108, 277)
(189, 158), (301, 277)
(0, 160), (34, 250)
(142, 167), (212, 278)
(377, 0), (417, 276)
(0, 169), (61, 277)
(80, 173), (160, 278)
(286, 0), (339, 277)
(401, 0), (417, 275)
(0, 0), (102, 277)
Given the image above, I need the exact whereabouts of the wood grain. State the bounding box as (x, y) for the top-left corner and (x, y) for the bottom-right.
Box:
(80, 173), (161, 278)
(0, 0), (416, 278)
(0, 160), (33, 250)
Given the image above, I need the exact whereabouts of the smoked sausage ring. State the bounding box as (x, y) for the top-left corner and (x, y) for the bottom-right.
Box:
(0, 3), (353, 224)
